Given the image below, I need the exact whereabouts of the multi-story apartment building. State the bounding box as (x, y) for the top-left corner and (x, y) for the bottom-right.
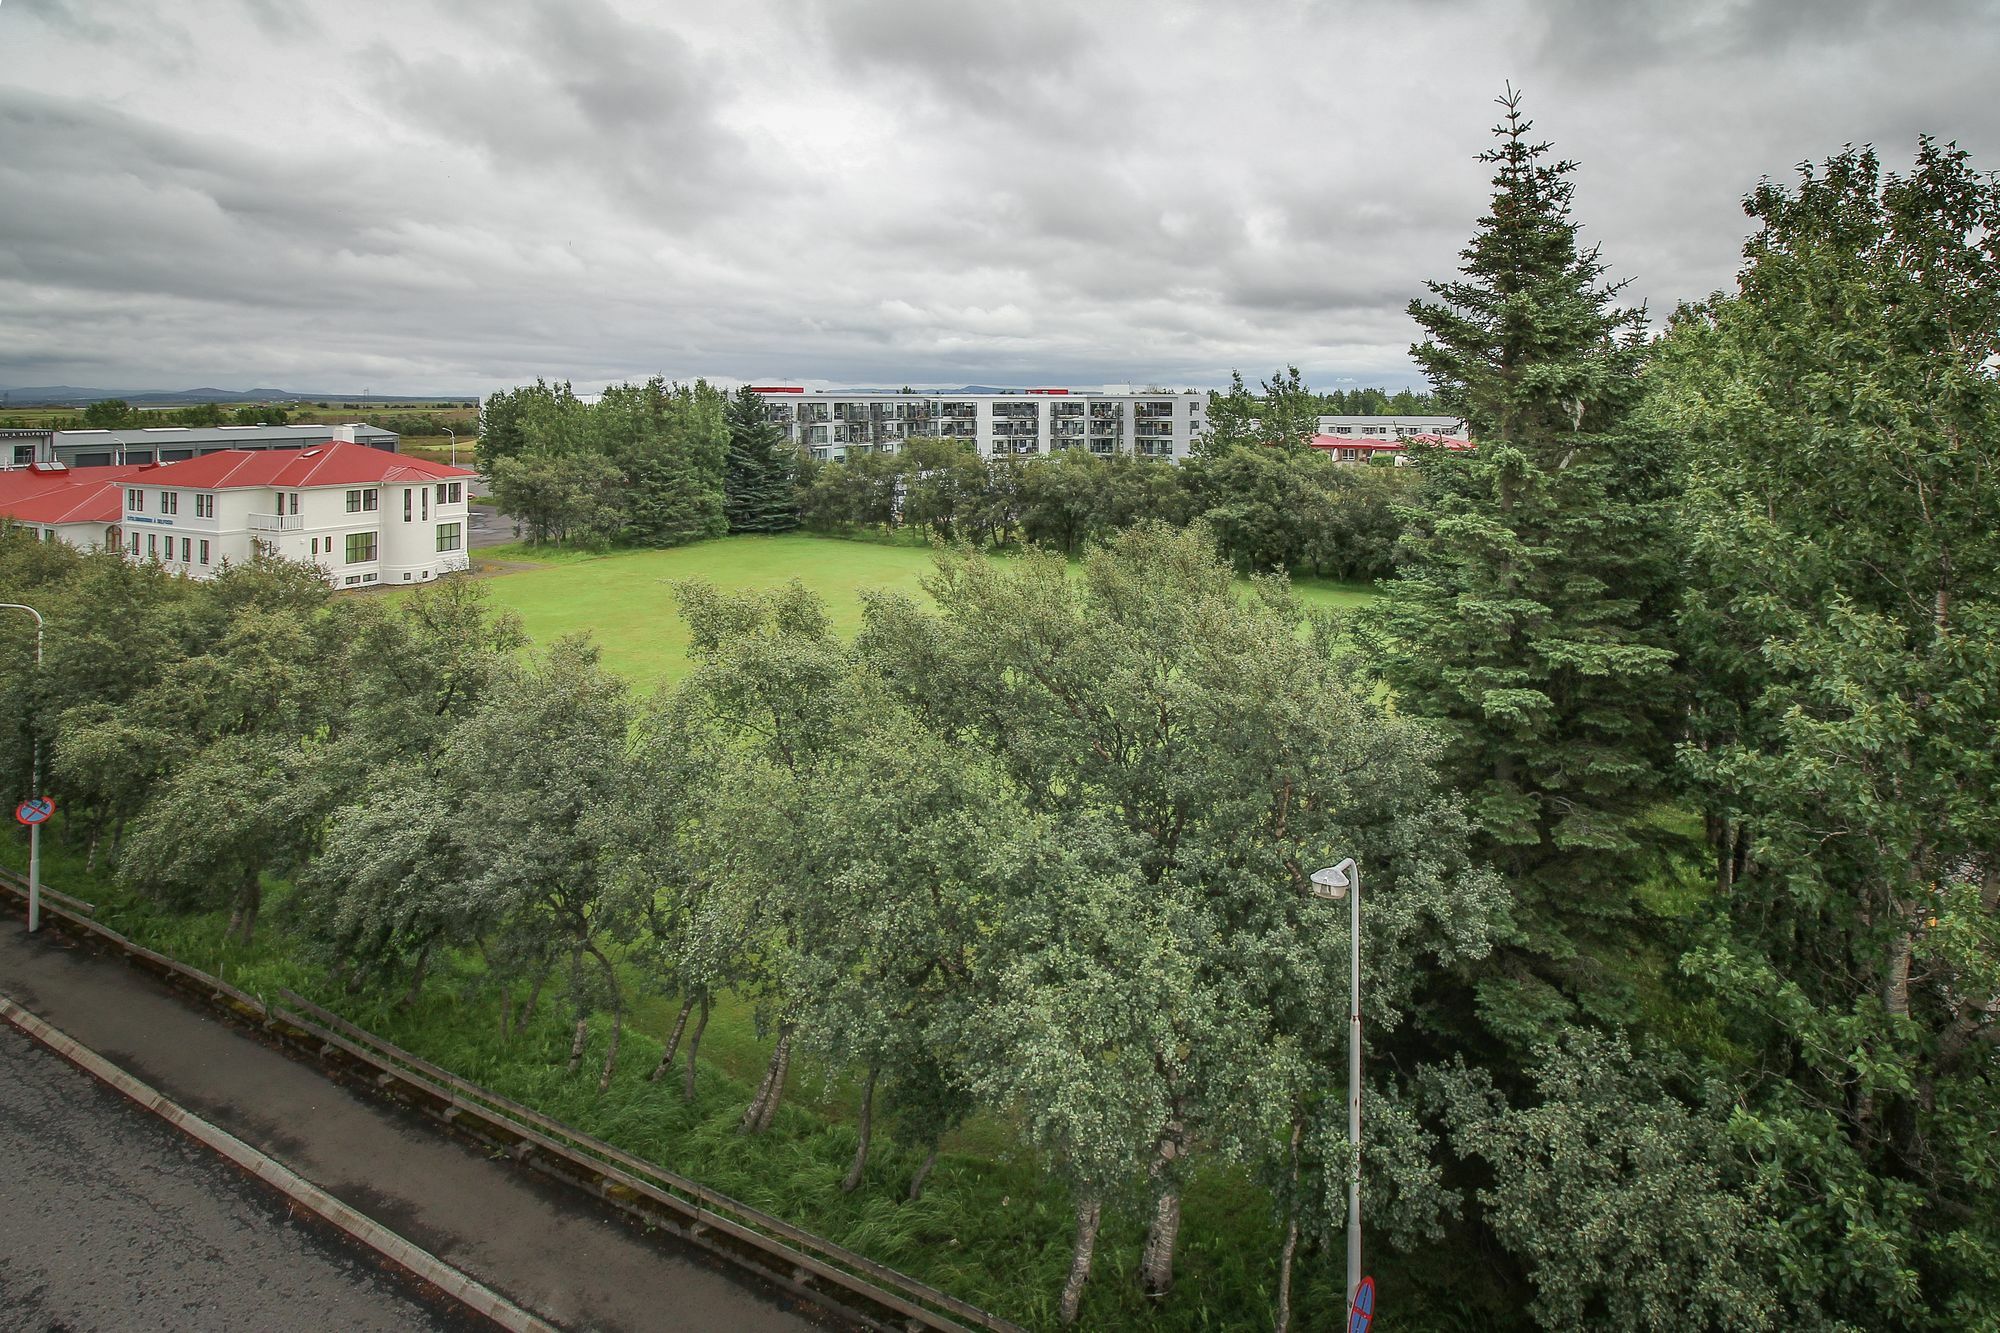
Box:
(1316, 414), (1467, 441)
(753, 387), (1208, 463)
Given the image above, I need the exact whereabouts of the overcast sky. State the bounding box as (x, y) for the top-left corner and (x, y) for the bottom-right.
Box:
(2, 0), (1995, 397)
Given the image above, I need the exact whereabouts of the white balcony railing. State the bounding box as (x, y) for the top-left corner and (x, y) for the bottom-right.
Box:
(248, 513), (304, 532)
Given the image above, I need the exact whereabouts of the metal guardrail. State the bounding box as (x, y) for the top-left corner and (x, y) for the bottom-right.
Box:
(0, 868), (1026, 1333)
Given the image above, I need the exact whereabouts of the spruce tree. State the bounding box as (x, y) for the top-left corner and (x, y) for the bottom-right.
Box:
(724, 385), (799, 533)
(1362, 88), (1677, 1044)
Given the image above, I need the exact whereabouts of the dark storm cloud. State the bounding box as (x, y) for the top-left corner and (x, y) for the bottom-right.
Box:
(0, 0), (1994, 394)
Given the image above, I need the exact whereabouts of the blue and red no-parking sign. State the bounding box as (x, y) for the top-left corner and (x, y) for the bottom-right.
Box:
(14, 797), (54, 826)
(1348, 1276), (1376, 1333)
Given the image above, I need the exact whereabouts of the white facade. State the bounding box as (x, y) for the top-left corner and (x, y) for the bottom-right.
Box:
(1317, 415), (1467, 440)
(119, 464), (473, 585)
(754, 388), (1208, 463)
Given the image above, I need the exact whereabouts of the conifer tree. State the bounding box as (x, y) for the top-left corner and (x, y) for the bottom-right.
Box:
(724, 385), (799, 533)
(1362, 88), (1678, 1044)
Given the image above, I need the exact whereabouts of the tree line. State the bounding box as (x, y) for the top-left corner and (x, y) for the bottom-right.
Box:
(799, 438), (1415, 582)
(475, 379), (797, 547)
(475, 373), (1421, 584)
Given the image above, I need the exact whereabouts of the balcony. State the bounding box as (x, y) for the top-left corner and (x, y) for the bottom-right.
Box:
(248, 513), (304, 532)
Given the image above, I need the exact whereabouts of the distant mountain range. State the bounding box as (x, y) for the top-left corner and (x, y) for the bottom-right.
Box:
(0, 386), (478, 407)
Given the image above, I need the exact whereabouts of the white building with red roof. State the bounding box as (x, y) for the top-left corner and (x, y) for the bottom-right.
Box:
(0, 462), (151, 550)
(115, 442), (477, 585)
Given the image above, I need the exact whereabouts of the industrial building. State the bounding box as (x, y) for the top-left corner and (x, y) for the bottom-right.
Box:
(5, 421), (400, 470)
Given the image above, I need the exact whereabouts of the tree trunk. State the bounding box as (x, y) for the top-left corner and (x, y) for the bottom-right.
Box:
(740, 1023), (795, 1134)
(841, 1066), (878, 1193)
(1058, 1195), (1102, 1325)
(567, 1016), (589, 1074)
(500, 985), (515, 1039)
(907, 1145), (940, 1202)
(1274, 1212), (1300, 1333)
(229, 874), (261, 943)
(597, 1005), (622, 1094)
(1139, 1188), (1182, 1296)
(588, 945), (624, 1093)
(1273, 1115), (1305, 1333)
(1138, 1125), (1183, 1295)
(752, 1026), (794, 1133)
(651, 996), (697, 1083)
(523, 967), (548, 1026)
(85, 826), (99, 874)
(1883, 919), (1914, 1020)
(683, 999), (711, 1102)
(398, 940), (434, 1009)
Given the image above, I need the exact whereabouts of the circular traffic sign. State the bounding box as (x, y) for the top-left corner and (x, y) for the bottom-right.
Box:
(14, 797), (55, 826)
(1347, 1276), (1376, 1333)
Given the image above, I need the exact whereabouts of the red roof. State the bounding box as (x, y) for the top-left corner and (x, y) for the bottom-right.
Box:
(141, 442), (475, 491)
(0, 463), (153, 526)
(1310, 433), (1472, 453)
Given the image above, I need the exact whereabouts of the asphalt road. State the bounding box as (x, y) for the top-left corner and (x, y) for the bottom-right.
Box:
(0, 923), (828, 1332)
(0, 1022), (482, 1332)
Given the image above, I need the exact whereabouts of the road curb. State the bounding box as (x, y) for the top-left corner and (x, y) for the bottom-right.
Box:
(0, 993), (558, 1333)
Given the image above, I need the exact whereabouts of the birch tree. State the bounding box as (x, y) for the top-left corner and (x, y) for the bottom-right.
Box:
(858, 523), (1500, 1313)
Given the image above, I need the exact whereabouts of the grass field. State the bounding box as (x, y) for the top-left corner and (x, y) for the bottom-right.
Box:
(464, 532), (1379, 690)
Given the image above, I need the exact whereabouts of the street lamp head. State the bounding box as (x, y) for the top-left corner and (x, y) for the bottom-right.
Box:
(1309, 858), (1355, 900)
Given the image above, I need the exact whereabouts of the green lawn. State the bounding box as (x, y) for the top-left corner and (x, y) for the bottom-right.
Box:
(466, 533), (1378, 689)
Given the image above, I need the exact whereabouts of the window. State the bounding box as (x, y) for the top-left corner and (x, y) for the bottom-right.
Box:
(449, 483), (462, 504)
(309, 537), (318, 555)
(199, 540), (210, 565)
(363, 488), (378, 511)
(159, 491), (178, 515)
(435, 522), (461, 553)
(404, 488), (412, 522)
(287, 492), (298, 515)
(126, 488), (144, 513)
(194, 493), (214, 518)
(436, 483), (446, 505)
(345, 532), (377, 563)
(421, 488), (428, 521)
(146, 533), (157, 558)
(346, 489), (362, 512)
(180, 537), (191, 561)
(129, 533), (140, 555)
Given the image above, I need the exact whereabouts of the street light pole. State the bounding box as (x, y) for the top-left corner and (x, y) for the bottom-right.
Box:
(441, 426), (457, 468)
(1, 602), (45, 933)
(1309, 857), (1362, 1311)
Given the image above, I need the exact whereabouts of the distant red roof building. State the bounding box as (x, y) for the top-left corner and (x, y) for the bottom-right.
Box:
(1309, 433), (1472, 460)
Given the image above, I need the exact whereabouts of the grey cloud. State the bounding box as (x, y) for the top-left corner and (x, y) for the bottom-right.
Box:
(1, 1), (1995, 395)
